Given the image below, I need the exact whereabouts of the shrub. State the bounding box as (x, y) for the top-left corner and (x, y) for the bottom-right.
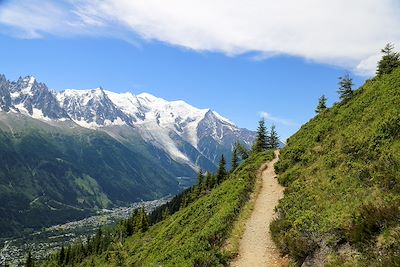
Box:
(346, 201), (400, 244)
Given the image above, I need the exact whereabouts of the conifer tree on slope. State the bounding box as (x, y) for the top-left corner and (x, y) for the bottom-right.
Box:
(269, 125), (280, 149)
(231, 145), (239, 171)
(265, 129), (272, 149)
(235, 142), (249, 160)
(161, 207), (170, 220)
(25, 251), (35, 267)
(65, 246), (71, 265)
(205, 171), (214, 190)
(58, 246), (65, 266)
(338, 73), (353, 101)
(197, 169), (204, 185)
(138, 206), (149, 232)
(377, 43), (400, 76)
(315, 95), (327, 114)
(253, 118), (268, 152)
(93, 228), (102, 254)
(216, 155), (227, 184)
(197, 169), (205, 193)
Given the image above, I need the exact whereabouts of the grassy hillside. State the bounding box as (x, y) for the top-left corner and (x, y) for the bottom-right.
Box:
(43, 150), (274, 267)
(272, 67), (400, 265)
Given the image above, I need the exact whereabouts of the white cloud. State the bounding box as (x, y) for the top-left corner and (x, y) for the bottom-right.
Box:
(1, 0), (400, 75)
(0, 1), (93, 38)
(0, 1), (67, 38)
(260, 112), (299, 127)
(0, 0), (117, 38)
(355, 54), (382, 76)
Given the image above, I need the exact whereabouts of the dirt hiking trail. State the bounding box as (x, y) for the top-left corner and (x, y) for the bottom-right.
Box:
(231, 150), (288, 267)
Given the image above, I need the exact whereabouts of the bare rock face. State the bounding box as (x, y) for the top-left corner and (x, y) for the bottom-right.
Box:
(0, 74), (13, 112)
(9, 76), (69, 119)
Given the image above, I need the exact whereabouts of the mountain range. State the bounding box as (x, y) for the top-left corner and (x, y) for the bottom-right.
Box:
(0, 74), (255, 167)
(0, 74), (255, 237)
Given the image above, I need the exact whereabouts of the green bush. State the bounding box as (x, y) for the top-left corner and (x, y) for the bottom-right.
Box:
(277, 166), (301, 186)
(346, 201), (400, 244)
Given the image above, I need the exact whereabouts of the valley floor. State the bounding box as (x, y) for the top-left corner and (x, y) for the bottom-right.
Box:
(0, 198), (169, 266)
(231, 151), (288, 267)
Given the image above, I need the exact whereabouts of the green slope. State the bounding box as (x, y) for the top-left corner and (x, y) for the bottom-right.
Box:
(272, 68), (400, 265)
(46, 151), (274, 267)
(0, 113), (195, 238)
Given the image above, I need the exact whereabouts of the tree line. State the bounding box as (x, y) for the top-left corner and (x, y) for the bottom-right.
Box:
(252, 119), (280, 153)
(315, 43), (400, 114)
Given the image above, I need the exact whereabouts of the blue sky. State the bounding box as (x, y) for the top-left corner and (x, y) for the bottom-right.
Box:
(1, 0), (399, 140)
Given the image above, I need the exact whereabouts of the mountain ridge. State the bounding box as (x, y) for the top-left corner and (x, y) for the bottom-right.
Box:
(0, 74), (255, 169)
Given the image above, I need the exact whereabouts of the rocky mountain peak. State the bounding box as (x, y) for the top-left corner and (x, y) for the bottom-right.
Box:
(58, 87), (133, 127)
(7, 75), (68, 119)
(0, 73), (256, 169)
(0, 75), (12, 112)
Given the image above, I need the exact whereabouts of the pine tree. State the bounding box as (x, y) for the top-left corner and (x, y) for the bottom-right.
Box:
(25, 251), (35, 267)
(269, 125), (280, 149)
(196, 169), (205, 195)
(138, 206), (149, 232)
(125, 209), (138, 236)
(253, 118), (268, 153)
(216, 155), (227, 184)
(197, 169), (204, 185)
(235, 142), (249, 160)
(337, 73), (353, 101)
(377, 43), (400, 76)
(180, 194), (188, 209)
(78, 240), (85, 259)
(161, 207), (170, 220)
(315, 95), (327, 114)
(205, 171), (214, 190)
(58, 246), (65, 266)
(65, 246), (72, 265)
(94, 228), (102, 254)
(72, 239), (83, 264)
(231, 145), (239, 171)
(265, 130), (272, 149)
(86, 236), (93, 254)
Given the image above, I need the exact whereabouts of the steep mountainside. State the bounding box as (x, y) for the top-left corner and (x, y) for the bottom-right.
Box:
(272, 67), (400, 265)
(43, 151), (275, 267)
(0, 113), (194, 238)
(0, 74), (255, 238)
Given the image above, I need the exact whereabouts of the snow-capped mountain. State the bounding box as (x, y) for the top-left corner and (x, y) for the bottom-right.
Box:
(57, 88), (133, 127)
(0, 74), (255, 169)
(9, 76), (69, 120)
